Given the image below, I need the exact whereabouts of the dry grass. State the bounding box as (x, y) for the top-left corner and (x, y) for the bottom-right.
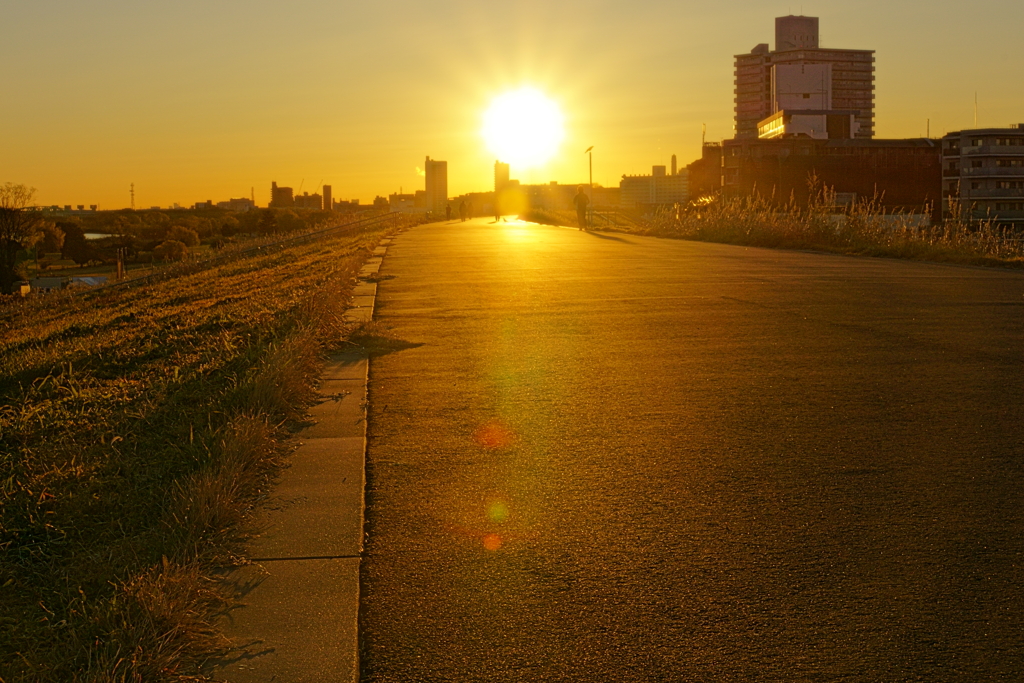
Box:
(640, 190), (1024, 267)
(0, 217), (420, 681)
(521, 190), (1024, 268)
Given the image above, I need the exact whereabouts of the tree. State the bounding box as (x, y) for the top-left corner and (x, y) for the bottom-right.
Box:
(166, 225), (200, 247)
(257, 209), (278, 234)
(153, 240), (189, 262)
(62, 222), (96, 265)
(220, 215), (240, 236)
(38, 221), (65, 255)
(0, 183), (42, 290)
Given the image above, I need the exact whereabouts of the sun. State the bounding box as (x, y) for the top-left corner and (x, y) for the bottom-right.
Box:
(482, 88), (564, 169)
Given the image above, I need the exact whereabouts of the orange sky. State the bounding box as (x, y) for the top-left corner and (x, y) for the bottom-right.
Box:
(3, 0), (1023, 209)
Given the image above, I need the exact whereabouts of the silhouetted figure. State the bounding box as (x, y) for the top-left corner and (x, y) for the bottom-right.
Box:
(459, 200), (467, 222)
(446, 204), (452, 221)
(573, 186), (590, 231)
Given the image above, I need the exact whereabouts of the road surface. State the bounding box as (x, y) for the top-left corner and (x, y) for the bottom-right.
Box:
(360, 218), (1024, 681)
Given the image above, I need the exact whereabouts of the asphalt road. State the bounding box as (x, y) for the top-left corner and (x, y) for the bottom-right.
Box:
(360, 218), (1024, 682)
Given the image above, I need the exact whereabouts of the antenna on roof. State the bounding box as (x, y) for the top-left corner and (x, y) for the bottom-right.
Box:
(974, 92), (978, 127)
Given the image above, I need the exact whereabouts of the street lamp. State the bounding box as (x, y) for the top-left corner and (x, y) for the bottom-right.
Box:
(584, 146), (594, 229)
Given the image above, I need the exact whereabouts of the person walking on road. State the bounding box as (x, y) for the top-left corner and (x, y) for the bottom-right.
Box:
(446, 204), (452, 222)
(459, 200), (467, 222)
(573, 185), (590, 231)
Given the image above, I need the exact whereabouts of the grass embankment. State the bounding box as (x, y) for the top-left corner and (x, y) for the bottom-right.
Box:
(0, 220), (404, 681)
(525, 197), (1024, 268)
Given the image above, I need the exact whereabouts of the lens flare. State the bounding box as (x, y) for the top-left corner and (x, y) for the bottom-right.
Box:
(473, 420), (515, 449)
(482, 533), (503, 551)
(487, 499), (509, 523)
(482, 88), (564, 169)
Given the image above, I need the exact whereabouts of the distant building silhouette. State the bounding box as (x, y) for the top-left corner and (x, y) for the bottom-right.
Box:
(620, 164), (689, 210)
(216, 197), (256, 212)
(388, 192), (418, 213)
(494, 161), (510, 193)
(270, 182), (294, 208)
(293, 191), (323, 210)
(323, 185), (333, 212)
(942, 124), (1024, 226)
(424, 157), (448, 213)
(734, 15), (874, 140)
(513, 182), (618, 212)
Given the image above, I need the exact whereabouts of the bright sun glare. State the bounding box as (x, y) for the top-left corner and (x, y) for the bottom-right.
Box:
(482, 88), (564, 169)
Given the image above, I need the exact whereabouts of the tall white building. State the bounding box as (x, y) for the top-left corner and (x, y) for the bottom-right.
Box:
(734, 15), (874, 140)
(424, 156), (448, 214)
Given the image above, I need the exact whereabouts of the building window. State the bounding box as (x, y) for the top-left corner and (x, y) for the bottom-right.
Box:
(972, 160), (983, 168)
(972, 138), (985, 147)
(996, 159), (1024, 168)
(971, 182), (980, 190)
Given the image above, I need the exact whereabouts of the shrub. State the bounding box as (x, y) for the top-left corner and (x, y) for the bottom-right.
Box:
(153, 239), (189, 262)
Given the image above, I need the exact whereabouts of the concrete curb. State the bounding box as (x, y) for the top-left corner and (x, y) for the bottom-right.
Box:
(208, 234), (394, 683)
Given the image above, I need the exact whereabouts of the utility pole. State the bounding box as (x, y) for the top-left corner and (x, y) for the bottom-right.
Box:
(130, 183), (135, 210)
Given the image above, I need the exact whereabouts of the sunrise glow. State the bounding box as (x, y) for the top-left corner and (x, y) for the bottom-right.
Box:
(482, 88), (565, 170)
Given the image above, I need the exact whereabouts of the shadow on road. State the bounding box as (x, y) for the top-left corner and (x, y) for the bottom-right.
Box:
(348, 321), (423, 358)
(585, 231), (633, 243)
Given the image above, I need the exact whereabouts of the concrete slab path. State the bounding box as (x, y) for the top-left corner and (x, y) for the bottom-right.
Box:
(208, 237), (393, 682)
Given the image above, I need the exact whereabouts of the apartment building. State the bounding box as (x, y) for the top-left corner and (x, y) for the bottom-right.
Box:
(942, 125), (1024, 226)
(735, 15), (874, 140)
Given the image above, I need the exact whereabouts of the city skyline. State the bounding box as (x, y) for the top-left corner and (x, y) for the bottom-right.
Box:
(4, 0), (1023, 209)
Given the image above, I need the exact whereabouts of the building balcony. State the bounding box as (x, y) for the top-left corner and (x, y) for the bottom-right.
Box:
(964, 188), (1024, 199)
(962, 167), (1024, 177)
(961, 146), (1024, 155)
